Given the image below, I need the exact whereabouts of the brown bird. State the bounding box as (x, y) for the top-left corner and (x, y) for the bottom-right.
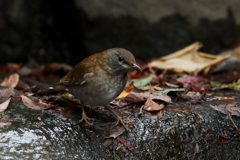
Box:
(60, 48), (141, 130)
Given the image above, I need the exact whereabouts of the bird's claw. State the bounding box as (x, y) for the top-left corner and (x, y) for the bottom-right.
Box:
(79, 112), (94, 126)
(112, 114), (128, 131)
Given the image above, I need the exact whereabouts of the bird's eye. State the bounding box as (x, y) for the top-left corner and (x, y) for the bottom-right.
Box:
(118, 57), (124, 63)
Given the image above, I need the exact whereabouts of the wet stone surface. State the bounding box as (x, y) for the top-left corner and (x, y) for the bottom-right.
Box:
(0, 91), (240, 160)
(0, 100), (112, 160)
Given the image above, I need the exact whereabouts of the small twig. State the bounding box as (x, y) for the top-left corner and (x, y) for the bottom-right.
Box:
(228, 112), (240, 133)
(138, 105), (144, 115)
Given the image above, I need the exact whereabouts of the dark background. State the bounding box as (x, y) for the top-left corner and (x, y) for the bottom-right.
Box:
(0, 0), (240, 65)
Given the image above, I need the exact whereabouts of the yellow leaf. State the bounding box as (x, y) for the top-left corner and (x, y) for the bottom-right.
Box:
(148, 42), (230, 73)
(117, 91), (130, 99)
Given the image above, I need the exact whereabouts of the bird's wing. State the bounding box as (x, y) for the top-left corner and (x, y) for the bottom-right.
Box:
(59, 61), (95, 86)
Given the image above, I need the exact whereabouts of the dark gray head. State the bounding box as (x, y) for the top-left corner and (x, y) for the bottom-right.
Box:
(101, 48), (141, 75)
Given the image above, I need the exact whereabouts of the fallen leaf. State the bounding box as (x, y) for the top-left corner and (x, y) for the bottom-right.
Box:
(214, 96), (234, 100)
(0, 86), (14, 104)
(21, 94), (58, 110)
(148, 42), (230, 73)
(178, 75), (206, 89)
(185, 91), (202, 98)
(210, 102), (240, 117)
(104, 126), (125, 139)
(17, 66), (32, 76)
(162, 88), (186, 95)
(151, 94), (172, 103)
(117, 91), (130, 99)
(0, 73), (19, 88)
(124, 83), (133, 92)
(1, 63), (20, 72)
(133, 76), (153, 88)
(15, 80), (30, 91)
(139, 86), (163, 91)
(115, 83), (134, 99)
(125, 92), (171, 103)
(192, 87), (207, 92)
(143, 98), (164, 111)
(0, 98), (11, 112)
(125, 92), (146, 103)
(116, 137), (133, 151)
(165, 82), (180, 88)
(220, 79), (240, 90)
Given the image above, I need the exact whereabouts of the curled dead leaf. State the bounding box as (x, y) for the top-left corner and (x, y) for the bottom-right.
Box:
(143, 98), (164, 111)
(0, 98), (11, 112)
(0, 73), (19, 88)
(148, 42), (230, 73)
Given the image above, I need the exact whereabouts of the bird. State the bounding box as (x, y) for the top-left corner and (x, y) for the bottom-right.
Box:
(60, 48), (141, 130)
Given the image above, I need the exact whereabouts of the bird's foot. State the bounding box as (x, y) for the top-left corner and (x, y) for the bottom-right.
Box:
(79, 112), (94, 126)
(112, 114), (128, 131)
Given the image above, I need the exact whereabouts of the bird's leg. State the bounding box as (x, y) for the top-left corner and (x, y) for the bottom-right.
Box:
(104, 105), (128, 131)
(79, 104), (94, 126)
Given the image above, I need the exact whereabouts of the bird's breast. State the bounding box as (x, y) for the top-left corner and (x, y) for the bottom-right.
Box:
(69, 72), (128, 106)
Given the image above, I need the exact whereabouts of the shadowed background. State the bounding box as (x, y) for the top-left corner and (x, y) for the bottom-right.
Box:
(0, 0), (240, 64)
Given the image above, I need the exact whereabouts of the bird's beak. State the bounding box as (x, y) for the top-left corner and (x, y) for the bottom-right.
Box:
(132, 64), (142, 72)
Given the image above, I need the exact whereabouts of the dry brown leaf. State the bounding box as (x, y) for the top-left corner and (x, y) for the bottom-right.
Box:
(154, 94), (172, 103)
(21, 94), (58, 110)
(125, 92), (171, 103)
(0, 86), (14, 104)
(0, 73), (20, 88)
(0, 98), (11, 112)
(143, 98), (164, 111)
(148, 42), (230, 73)
(104, 126), (125, 139)
(210, 102), (240, 117)
(125, 92), (146, 103)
